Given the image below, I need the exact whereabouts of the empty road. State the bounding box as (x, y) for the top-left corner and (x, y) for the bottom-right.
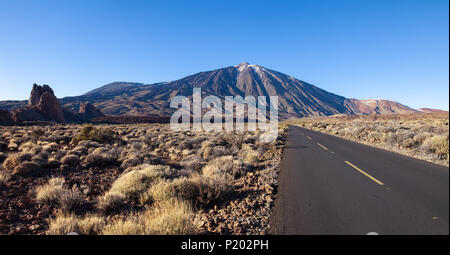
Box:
(270, 126), (449, 235)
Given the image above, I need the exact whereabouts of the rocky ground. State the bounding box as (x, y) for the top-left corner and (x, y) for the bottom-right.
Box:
(0, 123), (287, 235)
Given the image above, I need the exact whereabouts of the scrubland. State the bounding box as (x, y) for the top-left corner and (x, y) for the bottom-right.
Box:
(0, 123), (287, 235)
(289, 113), (449, 166)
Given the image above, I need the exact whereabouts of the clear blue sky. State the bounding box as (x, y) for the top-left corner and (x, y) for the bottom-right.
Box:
(0, 0), (448, 110)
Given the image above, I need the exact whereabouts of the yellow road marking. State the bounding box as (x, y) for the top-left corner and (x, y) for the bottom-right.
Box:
(307, 136), (312, 140)
(345, 161), (384, 186)
(432, 216), (438, 220)
(317, 143), (328, 151)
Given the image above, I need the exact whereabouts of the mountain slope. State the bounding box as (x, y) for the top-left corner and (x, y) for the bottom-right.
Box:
(347, 99), (418, 115)
(59, 62), (362, 118)
(1, 62), (418, 119)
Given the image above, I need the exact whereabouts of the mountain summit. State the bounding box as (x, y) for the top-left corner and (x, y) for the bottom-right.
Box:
(58, 62), (363, 118)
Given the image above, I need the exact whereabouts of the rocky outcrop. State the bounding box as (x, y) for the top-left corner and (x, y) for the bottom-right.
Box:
(79, 102), (104, 119)
(0, 109), (13, 123)
(13, 84), (65, 123)
(29, 84), (54, 106)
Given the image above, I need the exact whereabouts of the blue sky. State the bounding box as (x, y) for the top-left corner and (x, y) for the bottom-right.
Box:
(0, 0), (448, 110)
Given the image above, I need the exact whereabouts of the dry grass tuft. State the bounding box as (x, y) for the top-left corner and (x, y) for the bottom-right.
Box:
(46, 213), (105, 235)
(102, 198), (196, 235)
(35, 177), (84, 212)
(109, 164), (173, 201)
(97, 191), (127, 213)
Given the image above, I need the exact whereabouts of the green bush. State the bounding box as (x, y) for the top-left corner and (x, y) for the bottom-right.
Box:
(71, 126), (115, 145)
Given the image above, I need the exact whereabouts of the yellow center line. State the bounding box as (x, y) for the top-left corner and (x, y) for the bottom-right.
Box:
(345, 161), (384, 186)
(317, 143), (328, 151)
(306, 136), (312, 140)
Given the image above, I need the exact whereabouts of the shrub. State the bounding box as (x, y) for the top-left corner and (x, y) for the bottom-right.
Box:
(13, 161), (43, 176)
(102, 198), (196, 235)
(190, 173), (233, 207)
(423, 136), (449, 157)
(97, 191), (127, 213)
(101, 214), (146, 235)
(47, 213), (105, 235)
(120, 158), (141, 169)
(61, 155), (81, 167)
(3, 152), (32, 170)
(143, 199), (196, 235)
(71, 126), (115, 145)
(149, 178), (197, 204)
(109, 164), (173, 201)
(239, 144), (260, 163)
(19, 142), (42, 155)
(58, 189), (85, 213)
(0, 171), (11, 189)
(42, 142), (59, 153)
(35, 177), (67, 206)
(35, 177), (84, 212)
(85, 153), (115, 167)
(202, 156), (249, 180)
(179, 155), (204, 172)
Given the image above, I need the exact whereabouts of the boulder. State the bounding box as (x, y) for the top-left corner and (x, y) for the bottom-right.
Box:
(79, 102), (104, 119)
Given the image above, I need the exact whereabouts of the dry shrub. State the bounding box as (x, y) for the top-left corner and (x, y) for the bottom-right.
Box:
(85, 153), (115, 167)
(179, 155), (204, 172)
(149, 178), (197, 204)
(61, 154), (80, 167)
(47, 213), (105, 235)
(0, 171), (11, 188)
(13, 161), (43, 176)
(35, 177), (84, 212)
(3, 152), (32, 170)
(190, 174), (233, 207)
(102, 198), (195, 235)
(58, 189), (85, 213)
(35, 177), (67, 206)
(203, 156), (249, 180)
(19, 142), (42, 155)
(109, 164), (174, 201)
(422, 135), (449, 157)
(42, 142), (59, 153)
(239, 144), (260, 163)
(97, 191), (127, 213)
(120, 158), (141, 169)
(71, 126), (115, 145)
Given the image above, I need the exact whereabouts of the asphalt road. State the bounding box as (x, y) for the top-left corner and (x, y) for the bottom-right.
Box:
(270, 125), (449, 235)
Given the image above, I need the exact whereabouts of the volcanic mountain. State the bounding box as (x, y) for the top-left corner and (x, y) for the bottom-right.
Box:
(0, 62), (418, 120)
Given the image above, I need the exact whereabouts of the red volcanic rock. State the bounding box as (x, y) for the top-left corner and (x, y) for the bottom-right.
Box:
(36, 91), (65, 122)
(0, 109), (13, 123)
(79, 102), (104, 119)
(29, 84), (54, 106)
(13, 84), (65, 123)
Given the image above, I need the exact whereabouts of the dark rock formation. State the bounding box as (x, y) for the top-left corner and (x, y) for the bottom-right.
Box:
(29, 84), (54, 106)
(12, 84), (65, 123)
(0, 109), (13, 123)
(79, 102), (104, 119)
